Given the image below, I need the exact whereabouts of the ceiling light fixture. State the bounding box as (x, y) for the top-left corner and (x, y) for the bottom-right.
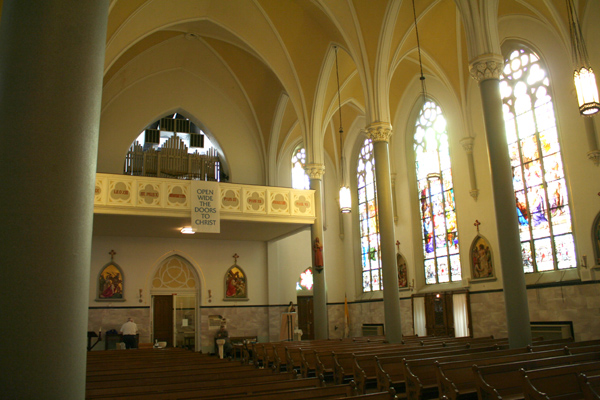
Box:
(567, 0), (599, 116)
(335, 46), (351, 213)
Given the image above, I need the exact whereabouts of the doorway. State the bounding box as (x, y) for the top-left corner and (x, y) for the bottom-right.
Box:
(153, 295), (173, 346)
(152, 294), (197, 350)
(412, 291), (472, 337)
(297, 296), (314, 340)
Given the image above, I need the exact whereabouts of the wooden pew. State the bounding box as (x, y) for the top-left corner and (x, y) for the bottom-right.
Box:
(407, 348), (600, 400)
(578, 373), (600, 400)
(185, 383), (356, 400)
(435, 344), (600, 400)
(88, 377), (324, 400)
(86, 371), (298, 396)
(473, 353), (600, 400)
(434, 348), (575, 400)
(521, 362), (600, 400)
(355, 343), (506, 394)
(376, 345), (537, 396)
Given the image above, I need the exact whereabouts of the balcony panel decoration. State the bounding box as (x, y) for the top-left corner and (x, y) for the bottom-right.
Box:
(95, 174), (315, 225)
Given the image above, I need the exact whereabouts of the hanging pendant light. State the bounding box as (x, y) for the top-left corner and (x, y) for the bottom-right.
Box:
(567, 0), (599, 116)
(335, 46), (351, 213)
(412, 0), (427, 104)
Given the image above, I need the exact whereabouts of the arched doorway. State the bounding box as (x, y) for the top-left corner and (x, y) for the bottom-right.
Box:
(150, 255), (201, 350)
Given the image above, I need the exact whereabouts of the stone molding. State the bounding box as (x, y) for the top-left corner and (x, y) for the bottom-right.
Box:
(305, 163), (325, 179)
(469, 54), (504, 82)
(365, 122), (393, 142)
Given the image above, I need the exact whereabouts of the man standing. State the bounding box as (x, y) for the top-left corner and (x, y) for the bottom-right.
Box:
(119, 317), (138, 349)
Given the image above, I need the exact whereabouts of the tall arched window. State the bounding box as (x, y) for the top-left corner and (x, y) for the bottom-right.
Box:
(291, 147), (310, 190)
(501, 46), (576, 272)
(414, 100), (461, 284)
(358, 138), (381, 291)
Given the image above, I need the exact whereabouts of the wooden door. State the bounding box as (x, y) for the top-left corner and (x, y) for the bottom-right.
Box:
(424, 293), (455, 337)
(153, 295), (173, 346)
(297, 296), (314, 340)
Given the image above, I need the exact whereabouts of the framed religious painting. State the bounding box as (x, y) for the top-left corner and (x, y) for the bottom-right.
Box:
(397, 253), (409, 289)
(469, 235), (496, 281)
(224, 258), (248, 301)
(96, 262), (125, 301)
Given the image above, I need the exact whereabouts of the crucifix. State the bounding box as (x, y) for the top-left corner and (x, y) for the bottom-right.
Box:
(232, 253), (239, 265)
(474, 220), (481, 233)
(109, 249), (116, 261)
(396, 240), (401, 254)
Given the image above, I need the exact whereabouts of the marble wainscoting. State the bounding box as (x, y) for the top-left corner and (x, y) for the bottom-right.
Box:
(337, 298), (414, 339)
(469, 282), (600, 342)
(469, 291), (508, 339)
(200, 306), (269, 354)
(88, 307), (151, 348)
(527, 283), (600, 341)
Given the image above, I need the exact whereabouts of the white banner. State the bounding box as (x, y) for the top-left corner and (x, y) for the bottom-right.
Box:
(191, 180), (220, 233)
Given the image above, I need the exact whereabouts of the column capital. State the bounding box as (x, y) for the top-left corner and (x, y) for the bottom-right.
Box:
(587, 150), (600, 166)
(305, 163), (325, 179)
(469, 54), (504, 82)
(365, 122), (393, 142)
(460, 136), (474, 154)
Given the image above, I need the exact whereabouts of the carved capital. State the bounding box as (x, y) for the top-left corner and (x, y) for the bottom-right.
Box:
(588, 150), (600, 166)
(469, 54), (504, 82)
(365, 122), (393, 142)
(470, 189), (479, 201)
(460, 137), (474, 154)
(305, 163), (325, 179)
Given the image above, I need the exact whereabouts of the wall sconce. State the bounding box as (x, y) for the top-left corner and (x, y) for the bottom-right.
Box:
(138, 289), (143, 303)
(208, 289), (212, 303)
(408, 279), (415, 292)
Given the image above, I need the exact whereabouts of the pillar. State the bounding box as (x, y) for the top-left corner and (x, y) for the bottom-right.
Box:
(0, 1), (109, 398)
(470, 56), (532, 348)
(306, 163), (329, 339)
(366, 123), (402, 343)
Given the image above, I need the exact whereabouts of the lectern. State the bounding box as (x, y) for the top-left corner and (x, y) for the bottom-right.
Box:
(280, 312), (297, 341)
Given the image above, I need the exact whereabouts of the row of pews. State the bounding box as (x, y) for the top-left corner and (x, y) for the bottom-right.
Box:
(245, 335), (600, 400)
(86, 346), (385, 400)
(86, 336), (600, 399)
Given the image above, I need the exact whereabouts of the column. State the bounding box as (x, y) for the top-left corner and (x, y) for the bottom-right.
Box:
(366, 123), (402, 343)
(305, 163), (329, 339)
(0, 1), (109, 399)
(584, 117), (600, 165)
(470, 56), (532, 348)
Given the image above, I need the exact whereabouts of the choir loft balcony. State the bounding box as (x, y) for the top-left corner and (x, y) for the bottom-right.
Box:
(93, 173), (315, 241)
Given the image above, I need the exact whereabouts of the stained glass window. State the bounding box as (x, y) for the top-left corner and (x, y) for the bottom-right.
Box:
(414, 101), (461, 284)
(501, 47), (576, 272)
(296, 267), (313, 291)
(358, 138), (381, 291)
(291, 147), (310, 190)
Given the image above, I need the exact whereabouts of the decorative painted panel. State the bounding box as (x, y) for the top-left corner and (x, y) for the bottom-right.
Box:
(291, 191), (313, 216)
(165, 183), (189, 208)
(137, 181), (162, 207)
(108, 179), (133, 206)
(95, 176), (107, 204)
(243, 187), (266, 214)
(220, 186), (241, 212)
(268, 190), (290, 215)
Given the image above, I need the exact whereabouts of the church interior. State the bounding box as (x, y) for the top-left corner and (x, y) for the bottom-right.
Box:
(2, 1), (600, 398)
